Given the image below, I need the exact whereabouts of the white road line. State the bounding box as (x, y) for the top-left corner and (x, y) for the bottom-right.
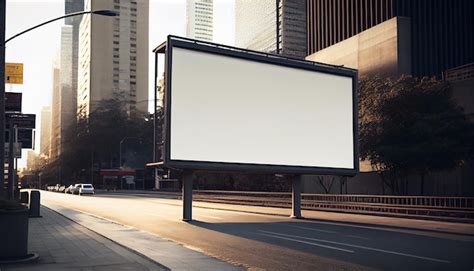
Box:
(287, 225), (338, 234)
(196, 214), (224, 220)
(258, 233), (354, 253)
(144, 212), (168, 218)
(345, 235), (371, 241)
(260, 230), (451, 264)
(287, 225), (370, 240)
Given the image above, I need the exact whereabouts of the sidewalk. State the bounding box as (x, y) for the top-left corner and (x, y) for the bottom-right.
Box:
(43, 203), (243, 271)
(0, 207), (164, 271)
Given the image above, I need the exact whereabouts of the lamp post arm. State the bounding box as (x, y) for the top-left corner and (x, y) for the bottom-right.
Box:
(4, 10), (117, 45)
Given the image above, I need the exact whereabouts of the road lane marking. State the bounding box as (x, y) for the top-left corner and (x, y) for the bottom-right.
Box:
(144, 212), (170, 218)
(287, 225), (370, 240)
(258, 233), (354, 253)
(195, 214), (224, 220)
(344, 234), (371, 240)
(260, 230), (451, 264)
(287, 225), (338, 234)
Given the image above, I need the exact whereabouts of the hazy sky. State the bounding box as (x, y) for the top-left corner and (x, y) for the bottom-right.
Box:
(5, 0), (235, 168)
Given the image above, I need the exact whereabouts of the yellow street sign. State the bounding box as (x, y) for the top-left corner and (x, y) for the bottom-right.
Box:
(5, 63), (24, 84)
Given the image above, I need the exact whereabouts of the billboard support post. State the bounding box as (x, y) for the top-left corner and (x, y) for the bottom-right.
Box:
(182, 171), (193, 221)
(291, 175), (302, 219)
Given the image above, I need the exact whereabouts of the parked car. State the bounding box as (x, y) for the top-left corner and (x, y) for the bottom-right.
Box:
(77, 184), (94, 195)
(70, 184), (81, 195)
(64, 185), (74, 194)
(58, 185), (66, 193)
(53, 184), (61, 192)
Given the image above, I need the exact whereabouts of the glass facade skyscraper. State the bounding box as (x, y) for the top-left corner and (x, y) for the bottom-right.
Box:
(235, 0), (306, 59)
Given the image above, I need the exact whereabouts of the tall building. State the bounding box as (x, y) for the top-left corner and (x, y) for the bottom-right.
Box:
(65, 0), (84, 114)
(304, 0), (474, 195)
(78, 0), (149, 117)
(40, 106), (52, 159)
(186, 0), (213, 42)
(59, 25), (76, 152)
(50, 56), (61, 160)
(235, 0), (307, 59)
(26, 151), (38, 171)
(306, 0), (474, 78)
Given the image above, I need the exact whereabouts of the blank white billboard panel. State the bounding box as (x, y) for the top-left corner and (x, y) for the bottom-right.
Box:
(167, 43), (357, 174)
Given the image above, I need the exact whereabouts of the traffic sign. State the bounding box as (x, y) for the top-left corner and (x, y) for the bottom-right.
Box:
(17, 129), (34, 149)
(5, 63), (23, 84)
(4, 143), (22, 159)
(6, 114), (36, 129)
(5, 129), (34, 149)
(5, 92), (22, 112)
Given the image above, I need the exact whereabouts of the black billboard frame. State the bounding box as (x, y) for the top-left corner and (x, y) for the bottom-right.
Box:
(161, 35), (359, 177)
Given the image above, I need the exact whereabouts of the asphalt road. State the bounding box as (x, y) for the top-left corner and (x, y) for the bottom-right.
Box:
(41, 191), (474, 271)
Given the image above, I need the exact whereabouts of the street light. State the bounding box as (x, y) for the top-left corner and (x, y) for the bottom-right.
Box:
(0, 8), (118, 197)
(4, 10), (118, 44)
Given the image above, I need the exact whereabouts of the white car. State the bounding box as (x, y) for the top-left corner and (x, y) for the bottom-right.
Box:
(64, 185), (75, 194)
(73, 184), (95, 195)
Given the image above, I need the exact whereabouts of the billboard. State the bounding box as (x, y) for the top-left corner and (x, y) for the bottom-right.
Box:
(5, 92), (22, 112)
(163, 36), (358, 175)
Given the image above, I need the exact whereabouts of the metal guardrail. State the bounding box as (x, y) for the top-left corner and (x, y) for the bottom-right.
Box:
(444, 62), (474, 82)
(193, 190), (474, 223)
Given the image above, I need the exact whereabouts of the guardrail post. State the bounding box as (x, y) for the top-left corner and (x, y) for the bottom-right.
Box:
(291, 175), (302, 219)
(182, 171), (193, 222)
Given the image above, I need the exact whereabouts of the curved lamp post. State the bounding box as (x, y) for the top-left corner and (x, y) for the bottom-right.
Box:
(4, 10), (118, 44)
(0, 9), (118, 198)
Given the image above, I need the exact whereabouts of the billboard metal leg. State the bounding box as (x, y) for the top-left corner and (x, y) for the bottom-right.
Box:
(291, 175), (303, 219)
(182, 171), (193, 222)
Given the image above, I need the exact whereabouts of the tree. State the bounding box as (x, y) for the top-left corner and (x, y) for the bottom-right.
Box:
(359, 76), (473, 195)
(316, 176), (335, 194)
(38, 95), (154, 186)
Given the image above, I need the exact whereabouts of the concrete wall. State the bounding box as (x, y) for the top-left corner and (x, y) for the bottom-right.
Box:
(305, 17), (411, 78)
(451, 78), (474, 120)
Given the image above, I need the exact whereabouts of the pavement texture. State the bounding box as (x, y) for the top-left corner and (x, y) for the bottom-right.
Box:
(0, 207), (164, 271)
(0, 204), (242, 271)
(98, 190), (474, 237)
(40, 191), (474, 270)
(44, 204), (244, 271)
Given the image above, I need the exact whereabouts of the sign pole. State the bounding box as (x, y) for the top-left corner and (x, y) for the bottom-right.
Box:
(182, 170), (193, 221)
(0, 0), (6, 197)
(291, 175), (303, 219)
(7, 121), (15, 199)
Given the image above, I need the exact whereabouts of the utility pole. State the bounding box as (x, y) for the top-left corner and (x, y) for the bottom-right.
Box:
(0, 0), (6, 197)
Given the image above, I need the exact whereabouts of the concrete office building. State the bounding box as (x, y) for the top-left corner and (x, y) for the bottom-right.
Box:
(235, 0), (306, 59)
(186, 0), (213, 42)
(40, 106), (52, 159)
(26, 151), (38, 171)
(78, 0), (149, 117)
(306, 0), (474, 78)
(64, 0), (84, 115)
(50, 56), (61, 160)
(59, 25), (75, 154)
(303, 0), (474, 195)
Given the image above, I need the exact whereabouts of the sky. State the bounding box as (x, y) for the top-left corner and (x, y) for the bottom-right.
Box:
(5, 0), (235, 168)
